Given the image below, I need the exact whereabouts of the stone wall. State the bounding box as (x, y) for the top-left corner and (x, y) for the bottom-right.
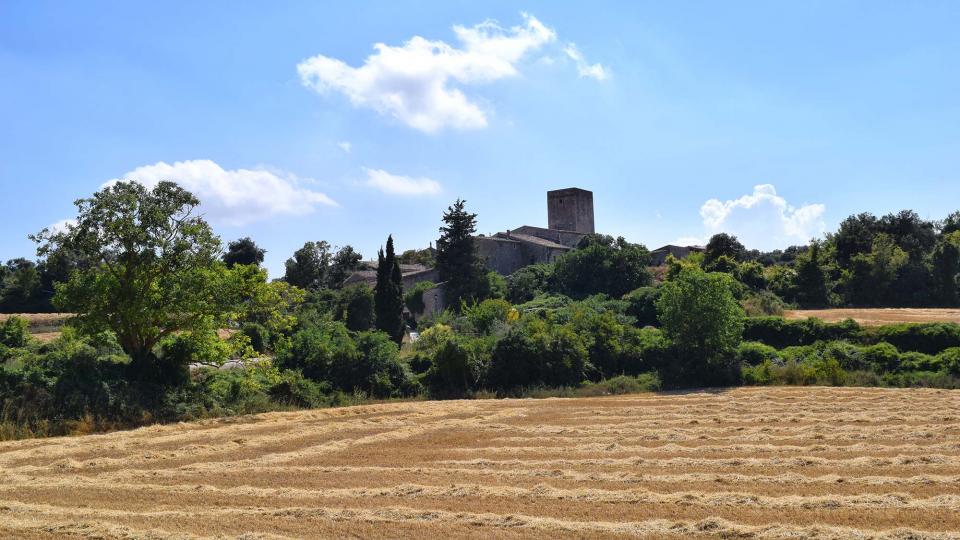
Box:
(547, 188), (595, 234)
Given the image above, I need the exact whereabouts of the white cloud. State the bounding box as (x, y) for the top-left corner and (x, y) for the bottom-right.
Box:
(669, 235), (706, 247)
(564, 43), (609, 81)
(337, 141), (352, 153)
(47, 219), (76, 235)
(697, 184), (825, 250)
(298, 13), (603, 133)
(363, 167), (442, 196)
(106, 159), (337, 226)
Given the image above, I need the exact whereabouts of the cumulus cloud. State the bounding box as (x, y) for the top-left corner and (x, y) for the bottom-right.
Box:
(697, 184), (825, 250)
(46, 219), (76, 235)
(363, 168), (442, 196)
(337, 141), (352, 153)
(564, 43), (609, 81)
(298, 13), (605, 132)
(106, 159), (337, 226)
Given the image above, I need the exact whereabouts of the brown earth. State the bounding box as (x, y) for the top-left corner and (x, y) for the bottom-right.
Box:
(783, 308), (960, 326)
(2, 387), (960, 538)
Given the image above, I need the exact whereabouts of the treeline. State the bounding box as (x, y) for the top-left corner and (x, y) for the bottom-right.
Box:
(3, 181), (960, 440)
(689, 209), (960, 309)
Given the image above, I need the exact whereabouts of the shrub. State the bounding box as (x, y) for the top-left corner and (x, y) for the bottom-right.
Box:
(241, 322), (270, 353)
(869, 323), (960, 356)
(506, 264), (552, 304)
(404, 281), (436, 316)
(424, 336), (491, 398)
(268, 370), (327, 407)
(862, 342), (901, 372)
(462, 298), (514, 335)
(740, 291), (785, 317)
(0, 316), (30, 348)
(735, 341), (778, 366)
(623, 287), (660, 327)
(743, 317), (861, 349)
(276, 320), (357, 381)
(487, 319), (594, 391)
(939, 347), (960, 376)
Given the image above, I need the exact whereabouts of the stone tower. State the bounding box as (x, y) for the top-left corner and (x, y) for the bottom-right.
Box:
(547, 188), (594, 234)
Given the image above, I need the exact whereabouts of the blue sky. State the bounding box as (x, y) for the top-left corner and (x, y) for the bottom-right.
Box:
(2, 1), (958, 277)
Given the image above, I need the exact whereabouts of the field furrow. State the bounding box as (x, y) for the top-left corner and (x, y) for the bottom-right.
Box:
(3, 386), (959, 538)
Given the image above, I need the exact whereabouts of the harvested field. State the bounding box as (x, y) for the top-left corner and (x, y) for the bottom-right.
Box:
(0, 312), (71, 342)
(1, 387), (959, 539)
(784, 308), (960, 326)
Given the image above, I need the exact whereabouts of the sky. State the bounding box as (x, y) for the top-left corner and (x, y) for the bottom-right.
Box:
(2, 1), (959, 277)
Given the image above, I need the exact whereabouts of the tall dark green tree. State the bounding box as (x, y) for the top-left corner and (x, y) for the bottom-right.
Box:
(283, 241), (331, 289)
(944, 211), (960, 236)
(436, 199), (487, 308)
(374, 235), (405, 343)
(931, 232), (960, 306)
(0, 258), (43, 312)
(222, 237), (266, 268)
(793, 241), (828, 307)
(327, 245), (363, 288)
(550, 234), (652, 299)
(704, 233), (746, 265)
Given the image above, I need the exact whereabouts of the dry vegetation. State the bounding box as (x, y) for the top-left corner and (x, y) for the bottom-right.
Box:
(784, 308), (960, 326)
(0, 313), (71, 342)
(1, 387), (959, 539)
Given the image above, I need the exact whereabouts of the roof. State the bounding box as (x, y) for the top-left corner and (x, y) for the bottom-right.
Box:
(505, 233), (570, 250)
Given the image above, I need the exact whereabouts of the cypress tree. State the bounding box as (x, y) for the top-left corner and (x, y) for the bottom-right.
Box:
(374, 235), (405, 343)
(436, 199), (488, 309)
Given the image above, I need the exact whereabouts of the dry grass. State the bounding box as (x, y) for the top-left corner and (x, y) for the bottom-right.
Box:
(783, 308), (960, 326)
(0, 312), (72, 342)
(1, 387), (959, 538)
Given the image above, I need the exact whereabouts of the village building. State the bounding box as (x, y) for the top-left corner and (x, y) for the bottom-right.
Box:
(475, 187), (596, 275)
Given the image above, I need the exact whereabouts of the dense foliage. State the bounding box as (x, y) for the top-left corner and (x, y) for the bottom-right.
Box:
(4, 184), (960, 441)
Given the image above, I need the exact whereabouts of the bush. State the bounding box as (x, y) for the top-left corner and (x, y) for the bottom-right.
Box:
(424, 336), (492, 398)
(276, 319), (357, 381)
(506, 264), (552, 304)
(735, 341), (778, 366)
(740, 291), (785, 317)
(487, 319), (594, 391)
(241, 323), (270, 353)
(862, 342), (901, 372)
(462, 298), (515, 335)
(939, 347), (960, 376)
(743, 317), (861, 349)
(0, 316), (30, 348)
(623, 287), (659, 327)
(869, 323), (960, 356)
(404, 281), (436, 316)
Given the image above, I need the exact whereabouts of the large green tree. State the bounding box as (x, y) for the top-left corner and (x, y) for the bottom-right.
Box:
(374, 235), (404, 343)
(704, 233), (746, 265)
(283, 241), (331, 289)
(33, 181), (259, 378)
(222, 237), (266, 268)
(657, 267), (744, 368)
(327, 245), (363, 288)
(793, 241), (828, 307)
(436, 199), (487, 308)
(551, 234), (652, 299)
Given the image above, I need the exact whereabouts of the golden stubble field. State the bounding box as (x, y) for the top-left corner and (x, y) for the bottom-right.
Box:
(783, 308), (960, 326)
(1, 387), (959, 539)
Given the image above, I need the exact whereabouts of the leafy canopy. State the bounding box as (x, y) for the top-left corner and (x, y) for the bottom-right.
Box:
(34, 181), (265, 368)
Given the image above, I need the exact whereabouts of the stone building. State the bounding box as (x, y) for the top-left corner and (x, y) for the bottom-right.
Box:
(341, 263), (440, 290)
(475, 187), (595, 275)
